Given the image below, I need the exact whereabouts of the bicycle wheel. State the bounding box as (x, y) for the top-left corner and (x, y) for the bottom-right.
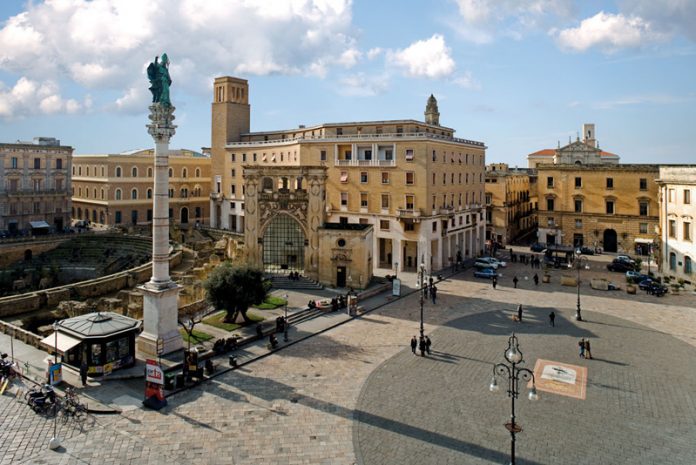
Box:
(74, 404), (87, 422)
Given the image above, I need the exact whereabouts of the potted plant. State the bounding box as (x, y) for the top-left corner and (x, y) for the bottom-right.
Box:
(542, 272), (551, 283)
(626, 277), (637, 294)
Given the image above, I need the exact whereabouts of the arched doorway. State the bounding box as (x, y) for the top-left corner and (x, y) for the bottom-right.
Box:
(181, 207), (189, 224)
(262, 214), (305, 274)
(603, 229), (617, 253)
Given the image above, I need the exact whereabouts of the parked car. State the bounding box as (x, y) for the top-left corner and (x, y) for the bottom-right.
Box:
(482, 257), (507, 268)
(474, 258), (499, 270)
(626, 271), (650, 283)
(530, 243), (546, 252)
(615, 255), (636, 265)
(638, 278), (655, 290)
(607, 259), (638, 272)
(607, 282), (620, 291)
(575, 246), (595, 255)
(645, 282), (667, 297)
(474, 268), (498, 279)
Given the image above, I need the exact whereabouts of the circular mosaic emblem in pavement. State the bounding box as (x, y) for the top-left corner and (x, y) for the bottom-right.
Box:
(353, 309), (696, 465)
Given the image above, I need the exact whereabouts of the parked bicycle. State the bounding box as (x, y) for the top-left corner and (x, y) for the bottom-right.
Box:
(27, 384), (60, 416)
(61, 387), (87, 423)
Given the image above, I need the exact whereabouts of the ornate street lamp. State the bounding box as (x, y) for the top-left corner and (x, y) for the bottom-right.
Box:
(489, 333), (538, 465)
(573, 253), (590, 321)
(283, 293), (289, 342)
(419, 262), (425, 339)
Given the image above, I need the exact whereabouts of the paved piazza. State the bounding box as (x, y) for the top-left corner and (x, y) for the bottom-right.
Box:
(3, 262), (696, 465)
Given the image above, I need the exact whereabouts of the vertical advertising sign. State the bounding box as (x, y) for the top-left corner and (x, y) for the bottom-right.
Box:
(143, 359), (167, 410)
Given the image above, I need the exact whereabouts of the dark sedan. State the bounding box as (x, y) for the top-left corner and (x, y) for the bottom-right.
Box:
(474, 268), (498, 279)
(607, 259), (638, 272)
(576, 246), (595, 255)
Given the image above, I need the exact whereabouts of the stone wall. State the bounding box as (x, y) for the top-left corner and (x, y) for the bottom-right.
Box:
(0, 237), (71, 268)
(0, 251), (182, 318)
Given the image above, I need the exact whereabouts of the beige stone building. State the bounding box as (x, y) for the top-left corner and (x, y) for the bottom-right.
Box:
(527, 124), (619, 168)
(485, 164), (536, 245)
(536, 164), (660, 254)
(0, 137), (73, 233)
(656, 166), (696, 280)
(210, 77), (486, 288)
(71, 149), (211, 227)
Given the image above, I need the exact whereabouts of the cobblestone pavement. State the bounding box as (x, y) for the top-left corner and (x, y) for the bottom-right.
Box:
(4, 262), (696, 464)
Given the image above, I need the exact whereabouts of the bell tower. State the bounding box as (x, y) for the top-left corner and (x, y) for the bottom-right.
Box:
(424, 94), (440, 126)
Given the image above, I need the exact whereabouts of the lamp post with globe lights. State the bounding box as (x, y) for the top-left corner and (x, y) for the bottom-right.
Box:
(489, 333), (539, 465)
(573, 253), (590, 321)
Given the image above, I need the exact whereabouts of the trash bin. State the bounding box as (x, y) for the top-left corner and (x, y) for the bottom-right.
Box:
(175, 373), (185, 389)
(164, 373), (175, 390)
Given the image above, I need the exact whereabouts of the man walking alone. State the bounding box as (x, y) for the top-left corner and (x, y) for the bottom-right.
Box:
(410, 336), (417, 355)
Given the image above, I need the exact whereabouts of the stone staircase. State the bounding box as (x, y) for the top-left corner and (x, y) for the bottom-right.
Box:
(268, 274), (324, 290)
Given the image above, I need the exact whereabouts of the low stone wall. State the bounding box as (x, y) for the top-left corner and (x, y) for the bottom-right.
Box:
(179, 298), (209, 316)
(0, 237), (72, 268)
(0, 251), (182, 318)
(0, 319), (43, 349)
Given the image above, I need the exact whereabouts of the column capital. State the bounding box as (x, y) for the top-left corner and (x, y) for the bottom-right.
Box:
(147, 104), (177, 142)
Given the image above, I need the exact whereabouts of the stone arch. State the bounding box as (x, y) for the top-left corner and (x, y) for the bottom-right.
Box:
(261, 213), (307, 274)
(603, 229), (617, 253)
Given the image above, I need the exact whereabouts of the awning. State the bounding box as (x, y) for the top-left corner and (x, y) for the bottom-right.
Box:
(634, 238), (654, 244)
(40, 332), (82, 354)
(29, 221), (50, 229)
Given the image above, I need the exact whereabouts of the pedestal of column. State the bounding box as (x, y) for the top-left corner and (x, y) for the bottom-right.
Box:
(137, 283), (182, 357)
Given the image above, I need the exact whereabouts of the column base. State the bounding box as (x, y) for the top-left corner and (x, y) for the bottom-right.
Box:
(137, 329), (182, 359)
(137, 282), (183, 357)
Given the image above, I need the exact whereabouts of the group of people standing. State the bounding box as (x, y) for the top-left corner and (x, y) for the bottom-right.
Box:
(509, 249), (542, 269)
(410, 335), (432, 357)
(578, 338), (593, 359)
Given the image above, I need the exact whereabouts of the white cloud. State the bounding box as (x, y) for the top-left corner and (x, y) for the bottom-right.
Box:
(452, 0), (574, 42)
(553, 11), (664, 52)
(388, 34), (456, 79)
(0, 77), (90, 118)
(451, 71), (481, 90)
(0, 0), (359, 115)
(366, 47), (383, 59)
(621, 0), (696, 41)
(338, 73), (389, 97)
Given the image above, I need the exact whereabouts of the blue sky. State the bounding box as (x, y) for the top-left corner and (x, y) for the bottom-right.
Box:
(0, 0), (694, 165)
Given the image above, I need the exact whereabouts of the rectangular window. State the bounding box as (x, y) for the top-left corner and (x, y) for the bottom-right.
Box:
(685, 189), (691, 204)
(360, 193), (368, 208)
(432, 222), (437, 232)
(340, 192), (348, 206)
(56, 158), (62, 169)
(380, 220), (390, 231)
(639, 201), (648, 216)
(639, 223), (648, 234)
(376, 126), (383, 134)
(340, 171), (348, 183)
(547, 198), (555, 211)
(34, 158), (41, 169)
(639, 178), (647, 190)
(384, 149), (393, 160)
(432, 150), (437, 162)
(406, 195), (414, 210)
(360, 172), (368, 183)
(364, 150), (372, 160)
(320, 150), (327, 161)
(242, 153), (247, 162)
(345, 150), (352, 160)
(11, 157), (18, 168)
(606, 200), (615, 214)
(575, 219), (582, 229)
(669, 220), (676, 238)
(55, 179), (62, 191)
(381, 194), (389, 209)
(231, 185), (236, 195)
(606, 177), (614, 189)
(115, 211), (122, 224)
(547, 176), (554, 188)
(231, 154), (236, 162)
(685, 222), (692, 241)
(33, 202), (40, 213)
(405, 149), (414, 161)
(405, 222), (415, 231)
(572, 199), (581, 212)
(669, 188), (675, 202)
(575, 177), (582, 188)
(381, 172), (390, 184)
(336, 127), (343, 136)
(406, 172), (414, 185)
(231, 169), (236, 177)
(339, 216), (348, 224)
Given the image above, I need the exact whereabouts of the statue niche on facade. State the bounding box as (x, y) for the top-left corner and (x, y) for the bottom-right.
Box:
(147, 54), (172, 106)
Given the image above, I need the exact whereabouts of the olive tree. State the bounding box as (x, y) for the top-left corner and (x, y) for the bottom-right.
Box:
(204, 262), (269, 323)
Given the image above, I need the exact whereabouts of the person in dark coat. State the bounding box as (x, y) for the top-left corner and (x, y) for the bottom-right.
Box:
(517, 304), (523, 322)
(431, 285), (437, 304)
(418, 336), (426, 357)
(533, 273), (539, 286)
(425, 336), (432, 355)
(410, 336), (417, 355)
(492, 276), (498, 289)
(80, 359), (88, 386)
(584, 339), (593, 359)
(513, 276), (519, 288)
(549, 311), (555, 327)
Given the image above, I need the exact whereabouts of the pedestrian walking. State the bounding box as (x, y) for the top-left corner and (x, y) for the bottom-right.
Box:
(584, 339), (593, 359)
(419, 336), (426, 357)
(425, 336), (432, 355)
(549, 311), (555, 327)
(492, 276), (498, 289)
(578, 338), (585, 358)
(509, 247), (514, 260)
(431, 285), (437, 304)
(410, 336), (417, 354)
(517, 304), (523, 322)
(80, 359), (88, 386)
(513, 276), (519, 288)
(533, 273), (539, 286)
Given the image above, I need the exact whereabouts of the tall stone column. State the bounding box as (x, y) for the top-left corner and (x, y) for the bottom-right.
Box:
(137, 104), (183, 357)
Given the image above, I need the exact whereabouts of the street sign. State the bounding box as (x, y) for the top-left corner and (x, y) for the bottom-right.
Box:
(392, 278), (401, 297)
(145, 359), (164, 384)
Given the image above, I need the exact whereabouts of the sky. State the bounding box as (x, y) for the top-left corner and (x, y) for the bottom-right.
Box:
(0, 0), (694, 165)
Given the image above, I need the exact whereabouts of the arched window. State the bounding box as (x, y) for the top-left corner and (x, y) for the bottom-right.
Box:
(670, 252), (677, 270)
(93, 189), (97, 198)
(78, 166), (82, 176)
(685, 256), (692, 274)
(86, 166), (90, 176)
(168, 188), (174, 198)
(131, 188), (138, 200)
(115, 189), (122, 200)
(77, 207), (82, 218)
(84, 188), (88, 198)
(147, 167), (153, 178)
(195, 168), (201, 177)
(147, 188), (152, 199)
(72, 166), (76, 175)
(101, 167), (105, 176)
(78, 187), (82, 197)
(101, 189), (105, 199)
(182, 168), (187, 178)
(132, 167), (138, 177)
(92, 210), (97, 222)
(180, 188), (188, 198)
(115, 166), (122, 177)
